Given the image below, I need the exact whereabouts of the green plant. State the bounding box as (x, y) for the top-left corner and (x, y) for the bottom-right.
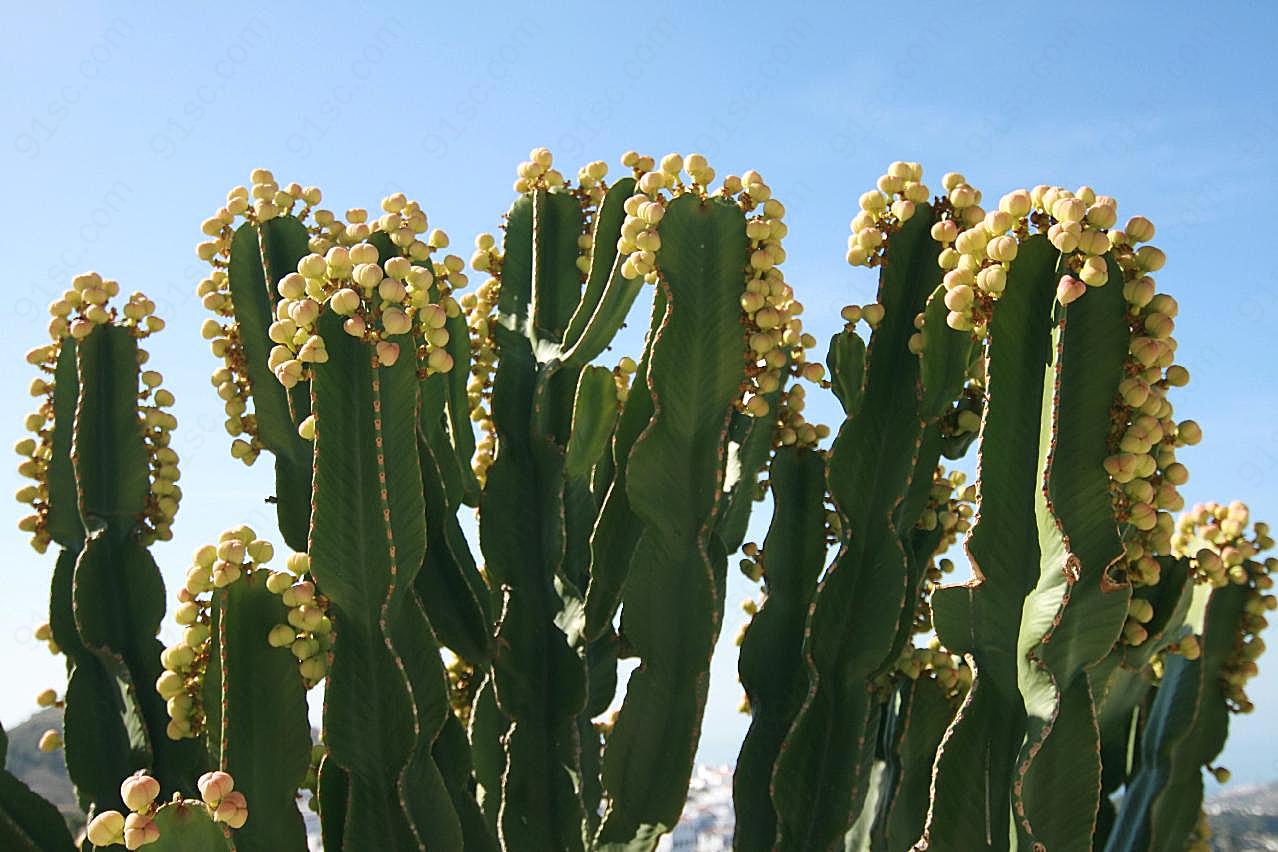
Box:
(13, 153), (1273, 852)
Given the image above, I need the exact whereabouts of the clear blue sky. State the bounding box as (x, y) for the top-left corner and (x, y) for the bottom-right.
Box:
(3, 0), (1277, 787)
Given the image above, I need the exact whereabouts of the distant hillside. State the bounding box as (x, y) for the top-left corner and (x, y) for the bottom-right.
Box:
(2, 707), (1275, 850)
(1208, 781), (1278, 851)
(3, 707), (81, 829)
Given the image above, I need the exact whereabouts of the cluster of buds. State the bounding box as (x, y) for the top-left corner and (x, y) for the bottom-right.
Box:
(846, 161), (931, 270)
(915, 468), (974, 544)
(267, 234), (459, 396)
(17, 277), (178, 551)
(512, 147), (569, 194)
(613, 151), (825, 430)
(612, 356), (637, 404)
(86, 771), (249, 844)
(906, 470), (974, 639)
(198, 770), (250, 829)
(889, 167), (1167, 333)
(466, 235), (502, 484)
(1172, 502), (1275, 712)
(929, 173), (1026, 334)
(263, 551), (332, 688)
(157, 527), (283, 739)
(568, 154), (615, 280)
(196, 170), (323, 464)
(85, 772), (164, 849)
(197, 171), (461, 463)
(773, 385), (830, 449)
(1102, 287), (1198, 598)
(893, 639), (972, 701)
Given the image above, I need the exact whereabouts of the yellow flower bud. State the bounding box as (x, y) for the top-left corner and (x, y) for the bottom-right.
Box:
(87, 811), (126, 847)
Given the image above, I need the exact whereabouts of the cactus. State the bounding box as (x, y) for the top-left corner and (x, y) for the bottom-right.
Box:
(17, 282), (207, 822)
(11, 153), (1273, 852)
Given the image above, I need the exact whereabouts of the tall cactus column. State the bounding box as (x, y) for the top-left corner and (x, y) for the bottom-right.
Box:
(595, 157), (817, 849)
(17, 277), (205, 819)
(232, 178), (473, 850)
(154, 526), (312, 852)
(196, 171), (322, 552)
(770, 167), (945, 850)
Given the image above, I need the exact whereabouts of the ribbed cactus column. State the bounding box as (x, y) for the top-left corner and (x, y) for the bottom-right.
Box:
(209, 180), (471, 849)
(471, 155), (620, 852)
(17, 278), (205, 819)
(155, 527), (311, 852)
(196, 172), (318, 552)
(595, 187), (748, 848)
(733, 446), (829, 850)
(770, 170), (945, 850)
(907, 178), (1198, 851)
(922, 233), (1060, 850)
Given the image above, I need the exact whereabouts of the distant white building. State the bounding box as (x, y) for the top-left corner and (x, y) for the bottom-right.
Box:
(656, 765), (735, 851)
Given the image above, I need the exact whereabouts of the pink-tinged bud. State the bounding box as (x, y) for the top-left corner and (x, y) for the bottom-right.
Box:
(943, 285), (974, 312)
(382, 308), (411, 336)
(198, 770), (235, 805)
(1056, 275), (1086, 306)
(930, 220), (959, 244)
(375, 341), (400, 367)
(427, 349), (454, 374)
(1129, 502), (1157, 530)
(123, 811), (160, 849)
(120, 773), (161, 812)
(213, 791), (249, 829)
(418, 303), (448, 330)
(976, 266), (1007, 295)
(281, 581), (315, 607)
(86, 811), (127, 846)
(1129, 337), (1162, 368)
(274, 360), (304, 389)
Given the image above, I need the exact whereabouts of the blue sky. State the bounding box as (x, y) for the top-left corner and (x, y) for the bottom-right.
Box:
(3, 0), (1277, 787)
